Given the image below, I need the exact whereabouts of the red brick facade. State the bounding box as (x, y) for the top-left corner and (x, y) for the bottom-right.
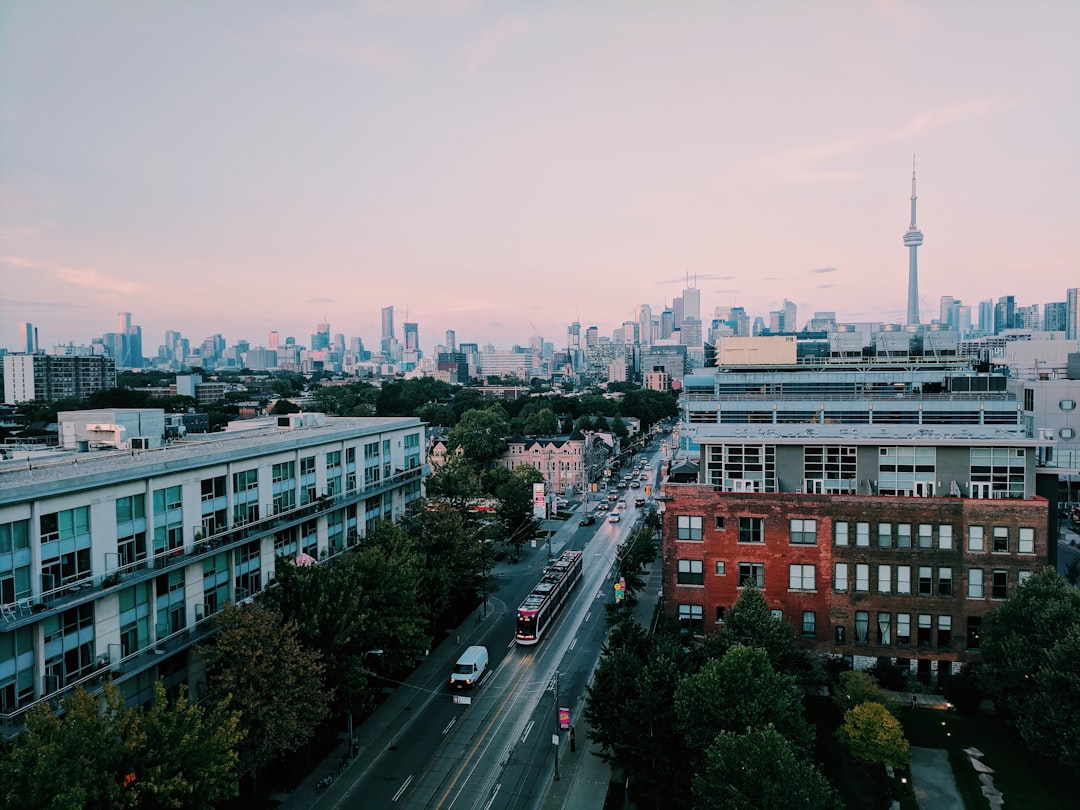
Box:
(662, 484), (1051, 673)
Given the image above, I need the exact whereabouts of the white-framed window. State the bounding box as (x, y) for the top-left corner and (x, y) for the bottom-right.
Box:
(938, 567), (953, 596)
(992, 570), (1008, 600)
(897, 565), (911, 595)
(877, 564), (891, 593)
(834, 563), (849, 592)
(1018, 570), (1033, 586)
(993, 526), (1009, 553)
(677, 515), (703, 541)
(715, 560), (726, 576)
(790, 519), (817, 545)
(678, 604), (704, 634)
(938, 524), (953, 550)
(877, 523), (892, 548)
(738, 562), (764, 588)
(896, 613), (911, 646)
(789, 564), (816, 591)
(801, 611), (816, 638)
(834, 521), (849, 546)
(738, 517), (764, 544)
(968, 569), (984, 598)
(918, 524), (933, 549)
(677, 559), (704, 585)
(968, 525), (984, 552)
(1018, 527), (1035, 554)
(897, 523), (912, 549)
(937, 615), (952, 648)
(855, 563), (869, 592)
(877, 612), (892, 646)
(918, 566), (933, 596)
(855, 522), (870, 547)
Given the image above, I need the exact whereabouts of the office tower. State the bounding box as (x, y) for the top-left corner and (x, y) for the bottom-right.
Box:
(660, 307), (674, 339)
(268, 331), (280, 349)
(445, 330), (456, 353)
(20, 322), (37, 353)
(783, 299), (798, 333)
(768, 310), (783, 333)
(381, 306), (395, 355)
(673, 296), (684, 329)
(1068, 288), (1078, 341)
(621, 320), (639, 345)
(903, 159), (924, 325)
(939, 296), (955, 325)
(404, 323), (419, 352)
(585, 326), (598, 347)
(994, 296), (1016, 335)
(979, 300), (994, 335)
(1044, 302), (1066, 333)
(682, 282), (701, 322)
(956, 305), (972, 338)
(679, 318), (702, 348)
(636, 305), (653, 346)
(1015, 305), (1040, 330)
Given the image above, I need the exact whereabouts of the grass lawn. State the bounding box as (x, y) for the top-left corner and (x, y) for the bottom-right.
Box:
(902, 707), (1078, 809)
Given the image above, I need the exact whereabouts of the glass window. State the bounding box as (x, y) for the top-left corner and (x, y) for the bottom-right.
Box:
(877, 565), (891, 593)
(918, 566), (932, 596)
(938, 525), (953, 550)
(1061, 399), (1077, 411)
(967, 616), (982, 649)
(714, 516), (726, 531)
(834, 521), (849, 546)
(1018, 570), (1033, 586)
(896, 613), (911, 646)
(968, 569), (984, 598)
(678, 604), (704, 634)
(790, 519), (817, 545)
(938, 567), (953, 596)
(897, 565), (911, 595)
(855, 611), (869, 644)
(855, 564), (869, 592)
(715, 560), (726, 576)
(992, 526), (1009, 553)
(937, 615), (952, 648)
(917, 614), (932, 647)
(855, 522), (870, 547)
(834, 563), (849, 592)
(788, 564), (815, 591)
(877, 523), (892, 548)
(896, 523), (911, 549)
(738, 562), (764, 588)
(877, 612), (892, 645)
(801, 611), (816, 638)
(918, 524), (933, 549)
(677, 515), (703, 541)
(677, 559), (704, 585)
(968, 526), (984, 552)
(738, 517), (764, 544)
(1063, 428), (1077, 440)
(991, 570), (1008, 600)
(1018, 527), (1035, 554)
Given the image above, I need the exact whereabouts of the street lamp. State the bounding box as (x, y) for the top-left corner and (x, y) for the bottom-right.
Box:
(347, 649), (384, 757)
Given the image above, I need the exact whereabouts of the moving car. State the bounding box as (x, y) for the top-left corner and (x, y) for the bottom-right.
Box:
(608, 512), (621, 523)
(579, 514), (597, 526)
(634, 497), (646, 507)
(449, 646), (489, 689)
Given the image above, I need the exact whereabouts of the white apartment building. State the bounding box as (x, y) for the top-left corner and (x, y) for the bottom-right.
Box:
(1, 411), (426, 737)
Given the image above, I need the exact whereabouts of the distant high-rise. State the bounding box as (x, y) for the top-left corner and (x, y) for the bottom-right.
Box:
(994, 296), (1015, 335)
(1068, 288), (1078, 341)
(682, 281), (701, 322)
(21, 322), (37, 353)
(404, 322), (419, 352)
(381, 306), (395, 355)
(903, 159), (924, 325)
(445, 329), (456, 353)
(978, 299), (994, 334)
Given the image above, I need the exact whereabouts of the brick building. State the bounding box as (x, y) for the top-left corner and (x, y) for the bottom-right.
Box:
(660, 424), (1053, 684)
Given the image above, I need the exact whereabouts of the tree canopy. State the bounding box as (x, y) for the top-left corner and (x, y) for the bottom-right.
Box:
(835, 701), (910, 769)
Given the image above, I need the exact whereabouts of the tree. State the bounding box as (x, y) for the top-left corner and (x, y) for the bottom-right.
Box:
(833, 670), (900, 716)
(693, 726), (841, 810)
(1014, 625), (1080, 773)
(836, 701), (910, 769)
(270, 398), (300, 415)
(1065, 558), (1080, 587)
(704, 583), (803, 676)
(522, 407), (558, 436)
(675, 645), (815, 761)
(610, 414), (629, 439)
(197, 603), (330, 796)
(447, 406), (509, 466)
(494, 466), (542, 557)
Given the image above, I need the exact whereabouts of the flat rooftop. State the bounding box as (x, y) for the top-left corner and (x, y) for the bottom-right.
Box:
(691, 424), (1048, 446)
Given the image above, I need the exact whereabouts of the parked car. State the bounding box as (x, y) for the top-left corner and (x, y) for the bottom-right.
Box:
(579, 514), (597, 526)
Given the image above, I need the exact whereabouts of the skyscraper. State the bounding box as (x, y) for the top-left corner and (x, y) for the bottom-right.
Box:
(445, 329), (456, 353)
(21, 322), (37, 353)
(1068, 288), (1078, 341)
(682, 281), (701, 322)
(903, 159), (924, 325)
(381, 306), (395, 355)
(404, 322), (419, 352)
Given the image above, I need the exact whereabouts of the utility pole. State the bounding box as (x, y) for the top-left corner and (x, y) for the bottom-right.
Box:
(552, 671), (561, 781)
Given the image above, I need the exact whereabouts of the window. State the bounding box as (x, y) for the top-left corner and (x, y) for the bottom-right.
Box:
(714, 516), (726, 531)
(738, 517), (764, 544)
(877, 565), (891, 593)
(992, 527), (1009, 553)
(937, 615), (952, 649)
(855, 611), (869, 644)
(991, 570), (1008, 600)
(938, 567), (953, 596)
(834, 521), (849, 546)
(804, 445), (857, 493)
(801, 611), (816, 638)
(790, 519), (817, 545)
(918, 566), (932, 596)
(897, 565), (911, 595)
(301, 456), (316, 475)
(834, 563), (849, 592)
(896, 613), (911, 646)
(877, 612), (892, 646)
(896, 523), (912, 549)
(789, 564), (816, 591)
(677, 515), (703, 541)
(970, 447), (1025, 499)
(855, 522), (870, 547)
(855, 564), (869, 592)
(705, 443), (776, 492)
(678, 604), (703, 634)
(1018, 570), (1033, 586)
(968, 569), (984, 598)
(917, 614), (932, 647)
(677, 559), (704, 586)
(715, 560), (726, 576)
(834, 625), (847, 644)
(770, 608), (783, 620)
(738, 562), (764, 588)
(967, 616), (982, 649)
(1018, 527), (1035, 554)
(715, 606), (726, 623)
(918, 524), (933, 549)
(1063, 428), (1077, 440)
(968, 526), (984, 552)
(1061, 399), (1077, 411)
(877, 523), (892, 548)
(938, 525), (953, 550)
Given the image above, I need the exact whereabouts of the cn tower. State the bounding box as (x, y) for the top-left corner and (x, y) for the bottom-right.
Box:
(903, 156), (924, 325)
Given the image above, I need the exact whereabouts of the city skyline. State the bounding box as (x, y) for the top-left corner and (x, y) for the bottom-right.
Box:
(2, 1), (1077, 353)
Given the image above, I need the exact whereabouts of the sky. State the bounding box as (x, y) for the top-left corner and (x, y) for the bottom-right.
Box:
(1, 0), (1078, 356)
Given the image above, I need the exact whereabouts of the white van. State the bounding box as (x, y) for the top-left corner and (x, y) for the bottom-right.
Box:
(449, 645), (489, 689)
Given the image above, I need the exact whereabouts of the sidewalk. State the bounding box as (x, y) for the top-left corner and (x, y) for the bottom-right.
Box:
(537, 559), (664, 810)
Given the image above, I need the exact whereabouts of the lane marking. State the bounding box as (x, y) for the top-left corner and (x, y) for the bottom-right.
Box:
(392, 775), (413, 803)
(520, 719), (534, 744)
(442, 717), (457, 735)
(569, 637), (578, 651)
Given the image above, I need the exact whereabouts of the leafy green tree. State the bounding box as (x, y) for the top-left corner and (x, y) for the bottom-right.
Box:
(198, 603), (330, 796)
(494, 466), (542, 556)
(522, 408), (558, 436)
(424, 455), (481, 502)
(610, 414), (629, 439)
(415, 401), (457, 427)
(693, 726), (842, 810)
(270, 398), (300, 415)
(376, 378), (457, 417)
(704, 582), (803, 676)
(833, 670), (900, 716)
(1065, 558), (1080, 587)
(1013, 624), (1080, 774)
(675, 645), (815, 761)
(447, 406), (509, 466)
(306, 382), (377, 416)
(836, 701), (910, 769)
(620, 387), (679, 430)
(611, 524), (659, 611)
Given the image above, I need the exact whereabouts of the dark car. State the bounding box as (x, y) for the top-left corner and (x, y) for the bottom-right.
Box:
(579, 514), (597, 526)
